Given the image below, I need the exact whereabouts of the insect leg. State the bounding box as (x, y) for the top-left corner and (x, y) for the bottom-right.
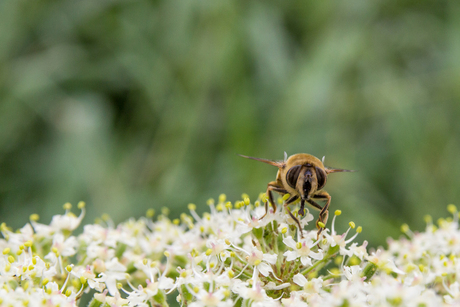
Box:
(306, 199), (323, 211)
(259, 182), (287, 220)
(284, 195), (304, 237)
(311, 191), (331, 238)
(299, 199), (305, 216)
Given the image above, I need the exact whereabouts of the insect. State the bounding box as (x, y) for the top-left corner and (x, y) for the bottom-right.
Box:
(240, 152), (354, 238)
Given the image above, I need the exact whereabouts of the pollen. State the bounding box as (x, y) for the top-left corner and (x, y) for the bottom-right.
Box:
(318, 222), (325, 228)
(447, 204), (457, 214)
(78, 201), (86, 209)
(329, 268), (340, 275)
(3, 247), (10, 255)
(188, 203), (196, 211)
(29, 214), (39, 221)
(243, 197), (250, 206)
(335, 256), (343, 265)
(400, 223), (409, 233)
(42, 278), (49, 286)
(0, 223), (10, 232)
(63, 202), (72, 210)
(349, 221), (355, 229)
(206, 198), (215, 206)
(218, 194), (226, 203)
(146, 209), (155, 218)
(335, 210), (342, 216)
(357, 226), (362, 233)
(282, 194), (291, 201)
(424, 215), (432, 224)
(225, 201), (232, 209)
(205, 249), (213, 256)
(261, 193), (268, 203)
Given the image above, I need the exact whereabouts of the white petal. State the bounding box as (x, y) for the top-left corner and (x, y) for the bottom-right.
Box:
(282, 236), (297, 249)
(263, 253), (278, 264)
(283, 251), (299, 261)
(158, 277), (175, 290)
(309, 250), (323, 260)
(300, 256), (312, 266)
(258, 263), (273, 276)
(105, 277), (118, 296)
(293, 273), (307, 287)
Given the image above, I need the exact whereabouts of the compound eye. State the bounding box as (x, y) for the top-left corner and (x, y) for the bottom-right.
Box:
(315, 166), (327, 190)
(286, 165), (302, 189)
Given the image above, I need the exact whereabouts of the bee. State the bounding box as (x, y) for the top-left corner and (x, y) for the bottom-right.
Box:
(240, 152), (354, 238)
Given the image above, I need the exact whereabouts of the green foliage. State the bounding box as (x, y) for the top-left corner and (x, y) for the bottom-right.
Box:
(1, 0), (460, 247)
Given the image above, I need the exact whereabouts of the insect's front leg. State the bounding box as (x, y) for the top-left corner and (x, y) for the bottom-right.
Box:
(311, 191), (331, 238)
(259, 181), (287, 220)
(283, 194), (303, 237)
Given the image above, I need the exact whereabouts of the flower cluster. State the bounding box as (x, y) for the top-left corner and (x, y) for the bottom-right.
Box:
(0, 194), (459, 306)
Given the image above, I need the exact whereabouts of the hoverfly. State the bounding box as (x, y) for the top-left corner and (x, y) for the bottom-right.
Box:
(240, 152), (354, 238)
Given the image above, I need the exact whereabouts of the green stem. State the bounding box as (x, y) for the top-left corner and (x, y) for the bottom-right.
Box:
(300, 254), (334, 276)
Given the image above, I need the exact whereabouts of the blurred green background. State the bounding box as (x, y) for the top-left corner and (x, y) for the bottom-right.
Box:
(1, 0), (459, 248)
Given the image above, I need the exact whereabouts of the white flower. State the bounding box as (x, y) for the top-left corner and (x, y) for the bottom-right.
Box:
(86, 241), (116, 260)
(444, 281), (460, 304)
(283, 236), (323, 266)
(366, 249), (405, 275)
(52, 233), (78, 256)
(281, 291), (309, 307)
(238, 282), (280, 306)
(50, 208), (85, 232)
(72, 265), (106, 292)
(343, 265), (363, 282)
(348, 241), (368, 260)
(189, 288), (233, 307)
(96, 258), (127, 296)
(293, 274), (323, 294)
(246, 248), (277, 277)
